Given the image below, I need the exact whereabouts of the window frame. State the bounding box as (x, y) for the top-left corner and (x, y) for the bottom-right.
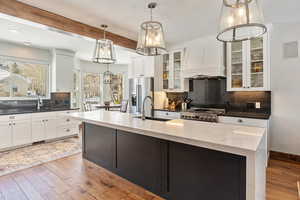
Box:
(0, 55), (51, 100)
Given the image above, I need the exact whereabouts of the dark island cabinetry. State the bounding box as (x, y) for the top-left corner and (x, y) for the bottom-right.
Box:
(83, 122), (246, 200)
(116, 130), (168, 194)
(168, 141), (246, 200)
(83, 123), (116, 171)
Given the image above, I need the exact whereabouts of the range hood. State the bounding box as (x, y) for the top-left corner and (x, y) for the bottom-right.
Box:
(182, 66), (226, 79)
(179, 36), (226, 78)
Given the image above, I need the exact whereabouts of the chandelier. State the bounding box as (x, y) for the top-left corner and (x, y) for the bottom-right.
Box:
(93, 25), (116, 64)
(217, 0), (267, 42)
(136, 2), (167, 56)
(103, 64), (113, 84)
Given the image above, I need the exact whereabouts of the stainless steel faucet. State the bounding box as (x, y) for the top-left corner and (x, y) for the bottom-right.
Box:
(142, 96), (153, 120)
(37, 96), (43, 110)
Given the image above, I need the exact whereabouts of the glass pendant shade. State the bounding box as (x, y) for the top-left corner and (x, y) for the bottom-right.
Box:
(217, 0), (267, 42)
(103, 65), (113, 84)
(93, 25), (116, 64)
(136, 2), (167, 56)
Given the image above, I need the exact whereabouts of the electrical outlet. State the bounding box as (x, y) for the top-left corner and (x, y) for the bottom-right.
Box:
(255, 102), (261, 109)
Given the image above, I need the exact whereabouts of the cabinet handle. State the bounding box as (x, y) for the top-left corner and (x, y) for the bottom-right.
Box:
(238, 119), (243, 123)
(9, 116), (15, 119)
(8, 123), (11, 126)
(13, 123), (16, 125)
(66, 119), (70, 122)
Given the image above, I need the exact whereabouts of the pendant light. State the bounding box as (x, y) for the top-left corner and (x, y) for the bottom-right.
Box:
(103, 64), (113, 84)
(93, 25), (116, 64)
(136, 2), (167, 56)
(217, 0), (267, 42)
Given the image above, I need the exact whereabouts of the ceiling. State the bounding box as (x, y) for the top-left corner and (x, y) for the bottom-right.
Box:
(0, 15), (137, 64)
(17, 0), (300, 45)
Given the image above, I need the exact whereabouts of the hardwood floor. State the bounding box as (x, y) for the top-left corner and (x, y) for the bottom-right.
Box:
(0, 153), (299, 200)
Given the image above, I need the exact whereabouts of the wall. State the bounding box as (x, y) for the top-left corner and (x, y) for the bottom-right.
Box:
(79, 60), (129, 103)
(270, 22), (300, 155)
(0, 40), (50, 63)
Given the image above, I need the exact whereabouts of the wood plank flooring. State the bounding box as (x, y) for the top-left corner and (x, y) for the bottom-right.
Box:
(0, 153), (299, 200)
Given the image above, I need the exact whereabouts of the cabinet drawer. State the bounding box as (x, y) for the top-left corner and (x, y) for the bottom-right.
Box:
(31, 112), (57, 120)
(218, 116), (268, 128)
(154, 111), (181, 119)
(57, 116), (79, 126)
(0, 113), (31, 122)
(56, 110), (78, 119)
(57, 124), (79, 137)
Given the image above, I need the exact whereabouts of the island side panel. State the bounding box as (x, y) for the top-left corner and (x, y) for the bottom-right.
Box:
(115, 130), (167, 195)
(83, 123), (117, 171)
(168, 141), (246, 200)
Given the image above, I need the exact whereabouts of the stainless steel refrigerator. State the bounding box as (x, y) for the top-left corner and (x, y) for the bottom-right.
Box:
(129, 77), (154, 116)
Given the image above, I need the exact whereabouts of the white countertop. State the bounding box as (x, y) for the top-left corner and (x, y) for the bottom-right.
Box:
(69, 110), (265, 153)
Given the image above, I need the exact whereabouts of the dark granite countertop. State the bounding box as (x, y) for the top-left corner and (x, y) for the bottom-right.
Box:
(0, 107), (80, 116)
(222, 111), (270, 120)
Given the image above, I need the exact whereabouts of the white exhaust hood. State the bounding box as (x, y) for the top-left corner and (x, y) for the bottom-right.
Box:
(172, 35), (225, 78)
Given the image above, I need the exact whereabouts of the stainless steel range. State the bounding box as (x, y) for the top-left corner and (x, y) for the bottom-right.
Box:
(180, 108), (225, 123)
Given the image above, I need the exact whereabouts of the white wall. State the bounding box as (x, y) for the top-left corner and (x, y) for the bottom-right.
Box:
(270, 22), (300, 155)
(0, 40), (50, 63)
(79, 60), (129, 103)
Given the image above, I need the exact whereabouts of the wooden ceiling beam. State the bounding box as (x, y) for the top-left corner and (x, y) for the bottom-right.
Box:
(0, 0), (137, 50)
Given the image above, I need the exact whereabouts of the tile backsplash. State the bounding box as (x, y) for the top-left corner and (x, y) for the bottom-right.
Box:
(225, 91), (271, 114)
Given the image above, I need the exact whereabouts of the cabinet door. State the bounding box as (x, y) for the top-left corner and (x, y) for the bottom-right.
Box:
(172, 50), (183, 90)
(45, 119), (57, 140)
(169, 141), (246, 200)
(12, 120), (32, 146)
(143, 57), (155, 77)
(247, 36), (268, 90)
(116, 130), (166, 195)
(84, 123), (116, 171)
(162, 54), (170, 90)
(227, 41), (247, 90)
(0, 121), (12, 149)
(31, 120), (45, 142)
(132, 57), (145, 77)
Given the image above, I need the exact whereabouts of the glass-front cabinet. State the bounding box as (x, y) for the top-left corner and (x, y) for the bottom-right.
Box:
(160, 49), (185, 91)
(162, 54), (169, 90)
(227, 35), (269, 91)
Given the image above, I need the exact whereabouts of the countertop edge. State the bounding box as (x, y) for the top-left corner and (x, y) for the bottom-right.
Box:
(70, 114), (261, 156)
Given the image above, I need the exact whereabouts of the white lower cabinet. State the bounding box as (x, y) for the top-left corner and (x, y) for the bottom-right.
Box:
(32, 119), (46, 142)
(0, 121), (12, 149)
(12, 120), (32, 146)
(0, 110), (80, 151)
(45, 118), (58, 140)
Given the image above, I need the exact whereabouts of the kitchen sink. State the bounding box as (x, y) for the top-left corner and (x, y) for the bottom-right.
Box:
(133, 116), (171, 122)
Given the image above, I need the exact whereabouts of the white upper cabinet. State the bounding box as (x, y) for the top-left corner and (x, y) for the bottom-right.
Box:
(158, 49), (187, 92)
(227, 34), (270, 91)
(129, 56), (155, 78)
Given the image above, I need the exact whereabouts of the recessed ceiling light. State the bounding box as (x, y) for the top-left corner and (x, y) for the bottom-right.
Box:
(9, 29), (19, 34)
(23, 42), (31, 46)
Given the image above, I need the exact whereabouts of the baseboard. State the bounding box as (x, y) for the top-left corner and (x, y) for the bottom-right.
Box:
(270, 151), (300, 163)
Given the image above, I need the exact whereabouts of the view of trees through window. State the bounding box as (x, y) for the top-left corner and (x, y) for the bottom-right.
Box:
(83, 73), (100, 103)
(0, 60), (48, 98)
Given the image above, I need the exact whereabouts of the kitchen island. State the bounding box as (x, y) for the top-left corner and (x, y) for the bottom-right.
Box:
(69, 110), (267, 200)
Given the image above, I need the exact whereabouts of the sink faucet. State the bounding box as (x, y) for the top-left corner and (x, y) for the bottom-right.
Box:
(37, 96), (43, 110)
(142, 96), (153, 120)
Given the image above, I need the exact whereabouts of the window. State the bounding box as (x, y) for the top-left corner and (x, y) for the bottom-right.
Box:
(0, 59), (49, 98)
(82, 73), (100, 103)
